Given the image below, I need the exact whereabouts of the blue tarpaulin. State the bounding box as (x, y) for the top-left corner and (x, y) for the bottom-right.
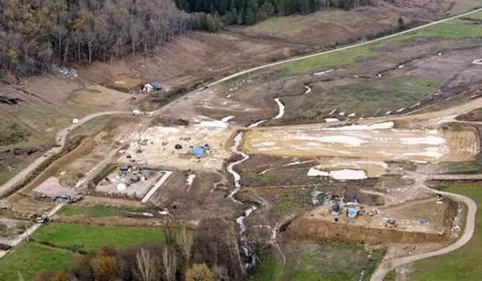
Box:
(347, 208), (358, 218)
(150, 81), (162, 90)
(331, 203), (340, 212)
(189, 146), (207, 158)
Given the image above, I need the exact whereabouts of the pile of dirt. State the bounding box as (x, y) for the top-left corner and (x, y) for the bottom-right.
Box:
(285, 217), (448, 245)
(442, 197), (464, 236)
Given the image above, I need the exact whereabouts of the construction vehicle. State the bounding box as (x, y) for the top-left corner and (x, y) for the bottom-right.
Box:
(436, 193), (444, 204)
(385, 218), (398, 228)
(30, 214), (50, 224)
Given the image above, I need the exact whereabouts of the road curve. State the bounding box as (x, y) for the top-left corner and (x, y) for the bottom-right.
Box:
(159, 8), (482, 116)
(370, 184), (477, 281)
(5, 6), (482, 198)
(208, 7), (482, 87)
(1, 3), (481, 260)
(0, 111), (130, 198)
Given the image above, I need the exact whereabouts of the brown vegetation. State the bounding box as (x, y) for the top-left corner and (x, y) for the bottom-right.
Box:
(285, 218), (449, 245)
(185, 264), (216, 281)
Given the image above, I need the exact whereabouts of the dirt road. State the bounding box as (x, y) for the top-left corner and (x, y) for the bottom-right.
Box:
(369, 174), (477, 281)
(4, 6), (482, 198)
(0, 203), (66, 249)
(429, 174), (482, 180)
(208, 8), (482, 86)
(157, 7), (482, 119)
(0, 111), (130, 198)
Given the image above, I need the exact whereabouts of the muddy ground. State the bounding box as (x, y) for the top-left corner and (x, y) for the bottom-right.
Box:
(1, 5), (482, 279)
(147, 171), (243, 221)
(210, 39), (482, 127)
(1, 0), (477, 188)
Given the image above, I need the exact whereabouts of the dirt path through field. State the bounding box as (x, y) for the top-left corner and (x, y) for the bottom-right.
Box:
(2, 5), (481, 267)
(0, 203), (66, 249)
(208, 8), (482, 86)
(5, 7), (482, 200)
(370, 172), (477, 281)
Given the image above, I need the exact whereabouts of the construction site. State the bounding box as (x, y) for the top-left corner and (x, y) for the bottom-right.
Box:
(0, 4), (482, 281)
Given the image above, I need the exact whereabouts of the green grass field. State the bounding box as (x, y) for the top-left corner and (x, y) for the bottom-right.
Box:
(384, 269), (396, 281)
(0, 243), (78, 281)
(58, 205), (144, 218)
(250, 243), (385, 281)
(0, 223), (166, 280)
(275, 191), (323, 214)
(271, 45), (374, 77)
(465, 12), (482, 20)
(33, 223), (166, 253)
(407, 19), (482, 39)
(266, 11), (482, 78)
(293, 76), (439, 118)
(410, 185), (482, 281)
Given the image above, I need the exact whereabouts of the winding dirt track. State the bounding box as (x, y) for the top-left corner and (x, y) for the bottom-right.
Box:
(4, 4), (482, 202)
(1, 4), (482, 268)
(209, 8), (482, 86)
(370, 173), (477, 281)
(0, 111), (130, 198)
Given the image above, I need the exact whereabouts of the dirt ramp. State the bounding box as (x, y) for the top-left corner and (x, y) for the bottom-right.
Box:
(443, 197), (464, 237)
(285, 218), (448, 245)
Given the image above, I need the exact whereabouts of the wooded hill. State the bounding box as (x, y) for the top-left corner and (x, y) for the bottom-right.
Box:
(176, 0), (369, 25)
(0, 0), (190, 76)
(0, 0), (370, 76)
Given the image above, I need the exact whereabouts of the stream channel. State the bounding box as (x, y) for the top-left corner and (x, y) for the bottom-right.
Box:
(226, 97), (285, 269)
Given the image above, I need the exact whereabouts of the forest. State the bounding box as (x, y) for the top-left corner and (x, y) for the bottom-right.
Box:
(177, 0), (370, 25)
(0, 0), (191, 76)
(0, 0), (370, 76)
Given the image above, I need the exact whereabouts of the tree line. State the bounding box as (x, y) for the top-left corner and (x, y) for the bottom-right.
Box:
(0, 0), (192, 76)
(31, 220), (253, 281)
(176, 0), (370, 26)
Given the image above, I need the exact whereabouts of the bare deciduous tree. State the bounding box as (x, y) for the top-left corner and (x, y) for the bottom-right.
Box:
(0, 0), (192, 76)
(226, 226), (244, 277)
(162, 247), (177, 281)
(176, 227), (194, 266)
(212, 264), (230, 281)
(135, 248), (159, 281)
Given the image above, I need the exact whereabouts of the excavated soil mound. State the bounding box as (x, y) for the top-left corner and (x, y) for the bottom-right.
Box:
(285, 218), (448, 245)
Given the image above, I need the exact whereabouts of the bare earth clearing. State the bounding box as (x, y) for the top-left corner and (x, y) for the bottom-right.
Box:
(1, 3), (482, 281)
